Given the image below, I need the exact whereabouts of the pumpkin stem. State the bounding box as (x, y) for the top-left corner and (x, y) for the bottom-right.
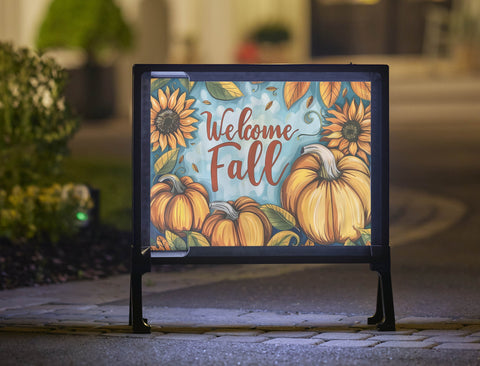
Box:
(157, 174), (186, 194)
(302, 144), (341, 180)
(209, 201), (239, 221)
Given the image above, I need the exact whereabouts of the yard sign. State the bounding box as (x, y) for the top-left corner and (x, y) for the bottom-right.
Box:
(131, 64), (394, 333)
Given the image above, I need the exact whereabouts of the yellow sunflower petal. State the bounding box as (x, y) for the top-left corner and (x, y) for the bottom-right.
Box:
(168, 88), (180, 110)
(327, 110), (347, 123)
(357, 150), (369, 165)
(179, 109), (194, 119)
(158, 88), (168, 110)
(174, 92), (187, 114)
(364, 109), (371, 119)
(174, 130), (186, 147)
(360, 119), (371, 128)
(152, 142), (159, 151)
(348, 100), (357, 121)
(358, 133), (370, 143)
(326, 131), (342, 139)
(356, 100), (365, 121)
(362, 126), (371, 133)
(322, 123), (343, 132)
(184, 99), (195, 109)
(325, 118), (341, 125)
(151, 109), (158, 123)
(180, 125), (197, 133)
(327, 138), (341, 148)
(151, 130), (160, 143)
(349, 142), (358, 155)
(339, 139), (349, 151)
(167, 134), (177, 149)
(182, 132), (193, 139)
(151, 96), (160, 112)
(165, 86), (170, 100)
(151, 124), (156, 133)
(159, 134), (168, 151)
(358, 140), (371, 155)
(180, 117), (198, 126)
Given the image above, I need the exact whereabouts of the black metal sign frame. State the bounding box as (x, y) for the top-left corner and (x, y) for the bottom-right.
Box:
(130, 64), (394, 333)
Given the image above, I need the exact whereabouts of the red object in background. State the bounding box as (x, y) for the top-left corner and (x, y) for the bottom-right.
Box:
(236, 41), (260, 63)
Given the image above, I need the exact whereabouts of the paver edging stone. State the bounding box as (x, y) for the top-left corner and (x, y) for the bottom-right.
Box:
(375, 341), (438, 349)
(434, 343), (480, 350)
(213, 335), (269, 343)
(263, 338), (324, 346)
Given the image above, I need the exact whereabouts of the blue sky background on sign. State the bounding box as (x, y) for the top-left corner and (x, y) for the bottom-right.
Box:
(149, 77), (373, 249)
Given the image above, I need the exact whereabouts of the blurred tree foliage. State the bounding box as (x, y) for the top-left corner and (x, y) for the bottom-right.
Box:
(36, 0), (133, 65)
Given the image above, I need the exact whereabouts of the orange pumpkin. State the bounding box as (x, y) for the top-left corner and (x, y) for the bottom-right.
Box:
(202, 197), (272, 246)
(281, 144), (370, 245)
(151, 174), (209, 236)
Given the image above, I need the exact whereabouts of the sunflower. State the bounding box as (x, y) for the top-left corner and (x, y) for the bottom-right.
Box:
(150, 86), (198, 151)
(321, 99), (371, 165)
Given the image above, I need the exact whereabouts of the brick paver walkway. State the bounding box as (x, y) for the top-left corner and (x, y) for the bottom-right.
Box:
(1, 304), (479, 351)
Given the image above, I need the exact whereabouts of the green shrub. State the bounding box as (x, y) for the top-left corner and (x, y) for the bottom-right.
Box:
(0, 183), (93, 244)
(0, 42), (78, 190)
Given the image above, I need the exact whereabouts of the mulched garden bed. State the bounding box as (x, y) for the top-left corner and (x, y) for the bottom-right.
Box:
(0, 225), (132, 290)
(0, 225), (197, 290)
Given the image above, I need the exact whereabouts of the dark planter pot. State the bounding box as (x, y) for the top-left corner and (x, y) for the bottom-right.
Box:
(64, 64), (115, 120)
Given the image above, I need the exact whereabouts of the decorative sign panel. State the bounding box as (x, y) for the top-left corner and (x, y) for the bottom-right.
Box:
(144, 72), (378, 253)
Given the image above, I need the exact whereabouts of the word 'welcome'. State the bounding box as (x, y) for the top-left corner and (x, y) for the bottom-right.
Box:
(201, 107), (298, 192)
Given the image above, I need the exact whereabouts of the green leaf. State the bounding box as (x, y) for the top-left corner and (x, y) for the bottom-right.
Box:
(151, 78), (170, 94)
(179, 78), (189, 90)
(358, 228), (371, 245)
(344, 239), (357, 246)
(186, 231), (211, 247)
(165, 230), (187, 250)
(267, 231), (300, 246)
(260, 204), (296, 230)
(205, 81), (243, 100)
(179, 79), (195, 92)
(344, 237), (365, 246)
(154, 148), (179, 175)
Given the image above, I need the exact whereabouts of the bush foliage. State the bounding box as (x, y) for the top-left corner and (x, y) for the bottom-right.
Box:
(0, 43), (133, 288)
(0, 42), (78, 189)
(0, 42), (85, 244)
(0, 183), (93, 244)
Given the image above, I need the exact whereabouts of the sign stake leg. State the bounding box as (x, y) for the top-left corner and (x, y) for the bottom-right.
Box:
(369, 256), (395, 331)
(130, 271), (151, 333)
(368, 278), (384, 325)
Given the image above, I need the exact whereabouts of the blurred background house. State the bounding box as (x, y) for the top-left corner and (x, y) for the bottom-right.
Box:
(0, 0), (478, 120)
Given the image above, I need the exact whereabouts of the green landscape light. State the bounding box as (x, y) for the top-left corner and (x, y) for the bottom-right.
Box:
(76, 212), (89, 222)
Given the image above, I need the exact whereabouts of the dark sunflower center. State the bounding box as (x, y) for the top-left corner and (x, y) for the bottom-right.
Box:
(342, 120), (361, 142)
(154, 109), (180, 134)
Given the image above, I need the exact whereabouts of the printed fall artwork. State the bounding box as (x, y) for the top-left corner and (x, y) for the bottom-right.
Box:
(149, 79), (372, 250)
